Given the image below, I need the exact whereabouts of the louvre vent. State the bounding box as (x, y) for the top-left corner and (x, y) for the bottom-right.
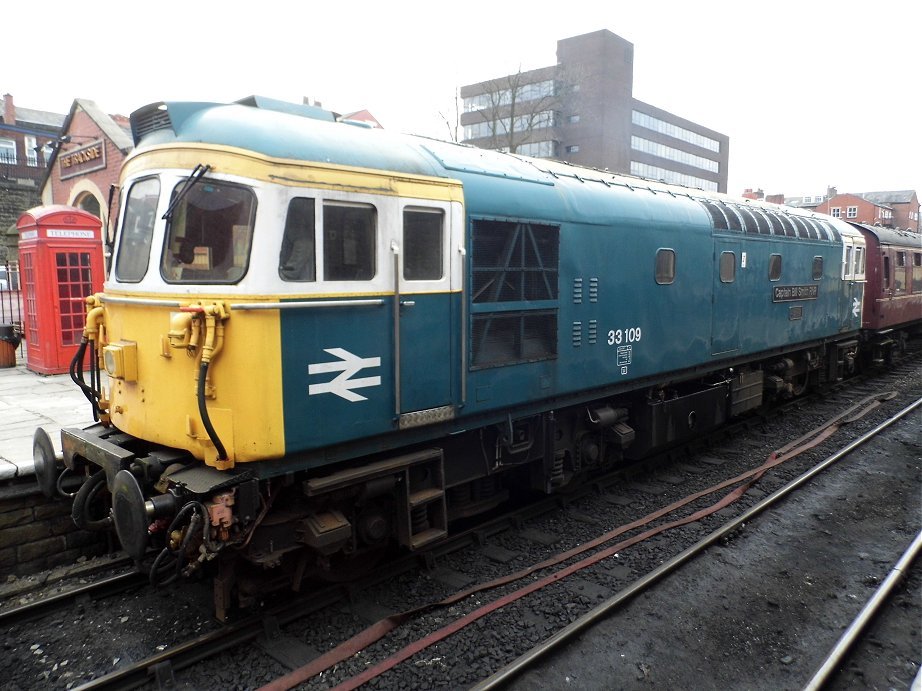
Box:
(572, 321), (582, 347)
(589, 278), (599, 303)
(573, 278), (583, 304)
(588, 319), (598, 344)
(131, 106), (172, 144)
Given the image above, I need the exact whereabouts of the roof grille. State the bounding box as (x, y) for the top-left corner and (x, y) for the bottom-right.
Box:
(130, 105), (172, 144)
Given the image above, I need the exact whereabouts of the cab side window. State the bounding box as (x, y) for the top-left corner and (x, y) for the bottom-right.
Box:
(279, 198), (316, 281)
(323, 202), (376, 281)
(115, 177), (160, 282)
(403, 208), (444, 280)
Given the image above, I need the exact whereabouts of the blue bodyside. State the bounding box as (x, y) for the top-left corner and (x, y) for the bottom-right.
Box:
(132, 101), (861, 461)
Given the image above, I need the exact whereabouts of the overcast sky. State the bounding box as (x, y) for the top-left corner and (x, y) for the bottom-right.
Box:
(5, 0), (920, 201)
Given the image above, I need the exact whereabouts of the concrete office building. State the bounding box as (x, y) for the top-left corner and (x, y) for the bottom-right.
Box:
(460, 30), (730, 193)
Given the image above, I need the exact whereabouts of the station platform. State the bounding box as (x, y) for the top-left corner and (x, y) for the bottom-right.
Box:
(0, 347), (98, 481)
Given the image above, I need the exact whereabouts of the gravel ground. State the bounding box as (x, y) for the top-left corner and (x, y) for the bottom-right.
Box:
(507, 396), (921, 690)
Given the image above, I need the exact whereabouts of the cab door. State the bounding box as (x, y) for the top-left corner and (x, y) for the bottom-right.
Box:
(394, 203), (456, 426)
(711, 240), (741, 355)
(840, 234), (865, 331)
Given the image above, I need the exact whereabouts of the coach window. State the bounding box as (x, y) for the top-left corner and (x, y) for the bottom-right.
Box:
(323, 201), (376, 281)
(279, 198), (316, 281)
(913, 253), (922, 292)
(115, 177), (160, 282)
(894, 251), (907, 292)
(655, 248), (675, 284)
(883, 256), (891, 290)
(403, 208), (444, 280)
(719, 251), (736, 283)
(812, 256), (824, 280)
(769, 254), (782, 281)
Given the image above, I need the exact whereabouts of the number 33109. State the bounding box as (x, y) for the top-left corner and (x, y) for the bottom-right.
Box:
(608, 327), (642, 345)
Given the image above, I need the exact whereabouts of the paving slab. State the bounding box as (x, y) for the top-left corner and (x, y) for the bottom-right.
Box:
(0, 348), (99, 480)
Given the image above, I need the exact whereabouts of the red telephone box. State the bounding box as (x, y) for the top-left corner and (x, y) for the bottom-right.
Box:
(17, 206), (104, 375)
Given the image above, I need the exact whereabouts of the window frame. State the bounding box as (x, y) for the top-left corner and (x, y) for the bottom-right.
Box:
(160, 177), (257, 285)
(655, 248), (676, 285)
(402, 207), (445, 282)
(113, 176), (161, 283)
(278, 197), (317, 282)
(322, 200), (378, 282)
(719, 251), (736, 283)
(768, 253), (783, 281)
(812, 256), (824, 280)
(0, 137), (16, 165)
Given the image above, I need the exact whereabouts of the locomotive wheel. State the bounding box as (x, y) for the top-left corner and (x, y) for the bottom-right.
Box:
(71, 470), (114, 531)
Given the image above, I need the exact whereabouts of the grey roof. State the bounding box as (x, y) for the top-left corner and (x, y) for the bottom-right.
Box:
(858, 190), (917, 205)
(783, 197), (823, 208)
(14, 106), (66, 129)
(73, 99), (133, 151)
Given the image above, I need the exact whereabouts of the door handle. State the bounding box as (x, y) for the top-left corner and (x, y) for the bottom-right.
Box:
(400, 300), (415, 307)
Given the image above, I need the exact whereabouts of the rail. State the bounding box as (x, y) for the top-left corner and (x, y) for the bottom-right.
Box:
(472, 395), (922, 690)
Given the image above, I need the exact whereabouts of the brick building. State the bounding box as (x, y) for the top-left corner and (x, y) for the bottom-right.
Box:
(781, 188), (920, 233)
(0, 94), (63, 187)
(40, 99), (133, 228)
(1, 95), (65, 262)
(460, 30), (730, 193)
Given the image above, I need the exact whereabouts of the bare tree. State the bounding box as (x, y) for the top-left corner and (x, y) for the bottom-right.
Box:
(438, 87), (462, 143)
(461, 65), (579, 156)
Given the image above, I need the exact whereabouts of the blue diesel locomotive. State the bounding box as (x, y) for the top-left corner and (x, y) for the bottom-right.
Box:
(34, 96), (867, 609)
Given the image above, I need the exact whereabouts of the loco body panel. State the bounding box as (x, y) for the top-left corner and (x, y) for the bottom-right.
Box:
(96, 101), (868, 469)
(38, 98), (885, 612)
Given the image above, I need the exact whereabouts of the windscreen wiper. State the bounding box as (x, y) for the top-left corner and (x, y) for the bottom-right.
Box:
(162, 163), (212, 221)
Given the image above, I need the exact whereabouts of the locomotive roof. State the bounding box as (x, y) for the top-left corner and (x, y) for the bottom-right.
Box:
(128, 98), (852, 240)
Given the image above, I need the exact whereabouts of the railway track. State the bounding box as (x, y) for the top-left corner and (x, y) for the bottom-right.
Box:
(2, 357), (918, 689)
(472, 395), (922, 689)
(0, 568), (143, 628)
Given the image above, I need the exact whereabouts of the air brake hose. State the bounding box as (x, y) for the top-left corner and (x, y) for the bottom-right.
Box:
(187, 305), (228, 462)
(198, 360), (228, 461)
(69, 339), (100, 421)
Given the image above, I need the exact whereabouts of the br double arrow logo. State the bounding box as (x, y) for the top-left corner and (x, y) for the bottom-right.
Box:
(308, 348), (382, 402)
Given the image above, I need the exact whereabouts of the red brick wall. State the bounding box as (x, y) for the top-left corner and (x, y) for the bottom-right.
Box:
(47, 106), (129, 211)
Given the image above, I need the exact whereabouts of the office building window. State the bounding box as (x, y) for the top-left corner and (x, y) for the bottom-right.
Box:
(630, 162), (718, 192)
(632, 111), (720, 152)
(631, 136), (719, 173)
